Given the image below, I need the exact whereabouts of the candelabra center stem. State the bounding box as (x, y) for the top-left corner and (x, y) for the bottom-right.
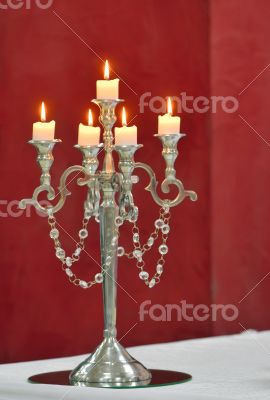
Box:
(92, 99), (123, 174)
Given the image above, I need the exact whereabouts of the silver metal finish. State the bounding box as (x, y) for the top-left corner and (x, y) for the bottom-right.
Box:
(70, 102), (151, 386)
(75, 144), (103, 217)
(74, 143), (103, 175)
(135, 133), (197, 207)
(29, 139), (62, 186)
(70, 197), (151, 386)
(20, 99), (197, 387)
(114, 144), (142, 221)
(19, 139), (85, 215)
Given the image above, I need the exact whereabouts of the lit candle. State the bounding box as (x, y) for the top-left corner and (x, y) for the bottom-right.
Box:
(158, 97), (181, 135)
(78, 109), (100, 146)
(32, 102), (55, 140)
(115, 107), (137, 145)
(96, 60), (119, 99)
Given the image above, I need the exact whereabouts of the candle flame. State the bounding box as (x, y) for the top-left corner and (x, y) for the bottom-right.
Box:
(122, 107), (127, 126)
(41, 101), (46, 122)
(104, 60), (110, 79)
(88, 109), (93, 126)
(167, 97), (173, 115)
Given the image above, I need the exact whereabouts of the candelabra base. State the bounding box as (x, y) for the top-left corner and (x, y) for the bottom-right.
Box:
(29, 369), (192, 388)
(69, 337), (152, 386)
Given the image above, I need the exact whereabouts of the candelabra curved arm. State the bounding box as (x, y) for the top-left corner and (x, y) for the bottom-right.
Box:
(134, 162), (197, 208)
(19, 165), (87, 215)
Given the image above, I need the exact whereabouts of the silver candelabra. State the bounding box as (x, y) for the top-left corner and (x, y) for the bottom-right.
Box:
(20, 98), (197, 387)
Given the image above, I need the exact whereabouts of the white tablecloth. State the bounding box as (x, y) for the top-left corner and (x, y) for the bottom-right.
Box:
(0, 331), (269, 400)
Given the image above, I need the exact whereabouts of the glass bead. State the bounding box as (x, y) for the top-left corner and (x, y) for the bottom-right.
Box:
(111, 236), (118, 247)
(163, 205), (170, 213)
(56, 248), (65, 259)
(117, 247), (125, 257)
(149, 279), (156, 288)
(105, 256), (112, 266)
(79, 280), (88, 289)
(84, 210), (92, 219)
(156, 264), (163, 274)
(133, 233), (140, 243)
(74, 247), (82, 257)
(65, 268), (73, 277)
(95, 273), (104, 283)
(66, 257), (72, 267)
(139, 271), (149, 280)
(162, 224), (170, 234)
(133, 249), (142, 259)
(159, 244), (168, 255)
(147, 237), (154, 246)
(115, 216), (124, 227)
(50, 228), (59, 239)
(131, 175), (139, 184)
(129, 214), (137, 222)
(79, 229), (88, 239)
(154, 219), (164, 229)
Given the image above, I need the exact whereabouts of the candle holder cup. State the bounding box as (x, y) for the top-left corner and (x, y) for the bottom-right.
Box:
(29, 139), (62, 186)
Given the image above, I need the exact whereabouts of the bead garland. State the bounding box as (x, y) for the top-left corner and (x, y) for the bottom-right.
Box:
(47, 209), (110, 289)
(118, 205), (171, 289)
(47, 204), (171, 290)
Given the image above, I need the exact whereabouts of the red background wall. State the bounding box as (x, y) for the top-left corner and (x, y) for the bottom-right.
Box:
(0, 0), (269, 364)
(211, 0), (270, 334)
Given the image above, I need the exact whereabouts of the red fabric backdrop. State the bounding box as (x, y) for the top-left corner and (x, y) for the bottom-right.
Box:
(0, 0), (269, 364)
(210, 0), (270, 334)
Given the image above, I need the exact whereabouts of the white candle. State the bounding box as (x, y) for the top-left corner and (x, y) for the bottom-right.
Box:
(96, 60), (119, 99)
(115, 107), (137, 145)
(78, 109), (100, 146)
(158, 97), (181, 135)
(33, 102), (55, 140)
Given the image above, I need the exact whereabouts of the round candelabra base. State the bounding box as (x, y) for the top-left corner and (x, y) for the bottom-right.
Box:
(69, 337), (152, 386)
(29, 369), (192, 388)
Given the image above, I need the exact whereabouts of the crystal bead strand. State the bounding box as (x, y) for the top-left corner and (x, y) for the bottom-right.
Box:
(47, 203), (171, 290)
(118, 206), (171, 288)
(47, 209), (124, 289)
(47, 209), (107, 289)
